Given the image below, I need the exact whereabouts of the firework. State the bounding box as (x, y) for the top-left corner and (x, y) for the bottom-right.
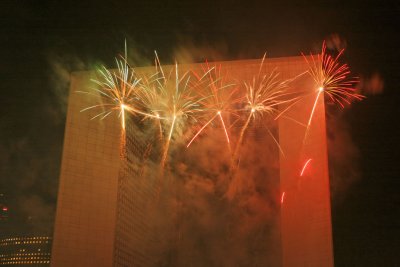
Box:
(303, 41), (364, 130)
(79, 43), (162, 127)
(231, 54), (298, 170)
(78, 45), (148, 157)
(186, 63), (238, 149)
(140, 53), (204, 168)
(79, 42), (354, 171)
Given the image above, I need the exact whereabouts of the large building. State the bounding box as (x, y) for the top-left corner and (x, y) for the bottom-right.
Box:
(51, 57), (334, 266)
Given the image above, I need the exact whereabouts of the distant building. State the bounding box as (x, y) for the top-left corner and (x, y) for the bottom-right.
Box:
(0, 194), (8, 222)
(0, 236), (52, 266)
(51, 57), (334, 267)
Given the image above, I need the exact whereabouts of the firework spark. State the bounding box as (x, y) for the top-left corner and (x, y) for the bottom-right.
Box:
(187, 63), (238, 149)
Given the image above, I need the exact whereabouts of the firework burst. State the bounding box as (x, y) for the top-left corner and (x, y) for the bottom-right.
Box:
(303, 41), (364, 129)
(186, 62), (239, 149)
(78, 45), (150, 157)
(231, 54), (298, 170)
(79, 55), (142, 129)
(141, 53), (204, 168)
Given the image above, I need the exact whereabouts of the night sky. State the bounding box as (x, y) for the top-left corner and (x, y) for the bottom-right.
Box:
(1, 0), (399, 266)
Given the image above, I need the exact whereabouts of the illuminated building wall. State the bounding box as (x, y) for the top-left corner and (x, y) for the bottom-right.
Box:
(50, 71), (161, 267)
(278, 67), (334, 267)
(51, 71), (121, 267)
(51, 57), (333, 266)
(0, 236), (52, 266)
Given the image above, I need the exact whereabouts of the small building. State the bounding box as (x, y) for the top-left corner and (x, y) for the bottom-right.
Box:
(0, 236), (52, 266)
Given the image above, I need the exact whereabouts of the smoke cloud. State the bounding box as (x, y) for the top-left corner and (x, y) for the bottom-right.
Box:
(144, 119), (282, 266)
(326, 108), (361, 205)
(357, 72), (384, 95)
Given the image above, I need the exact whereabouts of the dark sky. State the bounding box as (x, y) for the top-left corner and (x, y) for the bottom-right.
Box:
(1, 0), (399, 266)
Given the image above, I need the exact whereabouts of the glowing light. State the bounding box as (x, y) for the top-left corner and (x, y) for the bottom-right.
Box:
(306, 89), (323, 128)
(161, 114), (177, 168)
(300, 158), (313, 176)
(2, 207), (8, 211)
(281, 192), (285, 204)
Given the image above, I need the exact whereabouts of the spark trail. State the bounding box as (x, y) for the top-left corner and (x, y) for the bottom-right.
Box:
(300, 158), (312, 176)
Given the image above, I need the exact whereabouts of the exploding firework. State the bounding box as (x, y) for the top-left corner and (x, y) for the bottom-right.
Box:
(186, 63), (239, 149)
(140, 53), (204, 168)
(78, 54), (142, 129)
(78, 45), (150, 157)
(231, 54), (299, 170)
(303, 41), (364, 130)
(79, 42), (358, 171)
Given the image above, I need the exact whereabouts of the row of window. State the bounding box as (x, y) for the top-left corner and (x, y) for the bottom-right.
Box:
(0, 253), (50, 257)
(1, 237), (50, 242)
(0, 240), (50, 246)
(0, 260), (50, 265)
(1, 256), (50, 261)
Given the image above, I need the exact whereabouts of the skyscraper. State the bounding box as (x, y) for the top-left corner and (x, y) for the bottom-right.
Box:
(51, 56), (333, 266)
